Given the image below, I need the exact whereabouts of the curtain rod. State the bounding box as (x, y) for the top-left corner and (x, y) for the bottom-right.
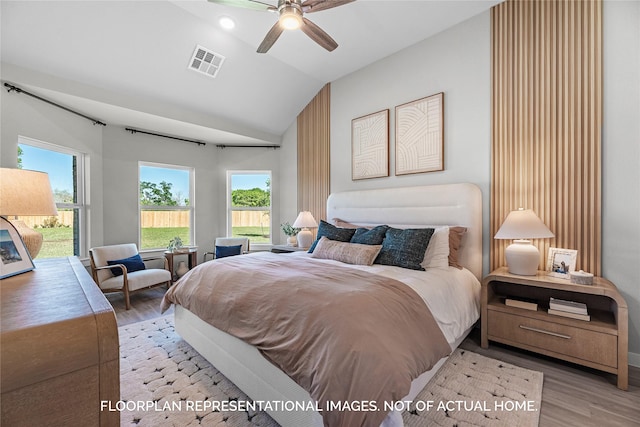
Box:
(125, 127), (206, 146)
(126, 127), (279, 149)
(3, 82), (107, 126)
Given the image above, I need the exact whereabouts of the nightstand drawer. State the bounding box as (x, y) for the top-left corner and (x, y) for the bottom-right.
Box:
(487, 310), (617, 368)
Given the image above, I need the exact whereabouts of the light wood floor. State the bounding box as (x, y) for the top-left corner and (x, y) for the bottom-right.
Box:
(108, 288), (640, 427)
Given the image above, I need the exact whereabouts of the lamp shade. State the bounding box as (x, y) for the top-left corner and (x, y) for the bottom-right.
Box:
(292, 211), (318, 229)
(494, 208), (553, 240)
(0, 168), (58, 216)
(292, 211), (317, 249)
(494, 208), (553, 276)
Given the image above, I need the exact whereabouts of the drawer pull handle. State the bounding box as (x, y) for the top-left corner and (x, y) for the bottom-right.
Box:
(519, 325), (571, 339)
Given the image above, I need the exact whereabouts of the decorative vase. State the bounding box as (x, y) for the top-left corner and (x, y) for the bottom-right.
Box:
(286, 235), (297, 247)
(176, 261), (188, 278)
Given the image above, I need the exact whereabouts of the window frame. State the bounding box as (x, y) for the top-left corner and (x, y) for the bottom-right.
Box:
(138, 161), (195, 250)
(227, 170), (272, 246)
(17, 136), (87, 257)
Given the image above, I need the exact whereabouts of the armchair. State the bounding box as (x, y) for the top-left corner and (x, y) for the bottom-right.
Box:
(89, 243), (171, 310)
(203, 237), (250, 262)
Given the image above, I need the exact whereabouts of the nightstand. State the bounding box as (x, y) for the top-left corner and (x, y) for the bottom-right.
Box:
(481, 266), (628, 390)
(271, 245), (308, 253)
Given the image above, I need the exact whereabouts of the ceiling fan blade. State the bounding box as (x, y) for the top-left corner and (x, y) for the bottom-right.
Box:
(300, 17), (338, 52)
(207, 0), (277, 12)
(257, 21), (285, 53)
(301, 0), (356, 13)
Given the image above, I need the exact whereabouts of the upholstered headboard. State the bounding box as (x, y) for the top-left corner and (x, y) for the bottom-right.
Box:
(326, 183), (483, 280)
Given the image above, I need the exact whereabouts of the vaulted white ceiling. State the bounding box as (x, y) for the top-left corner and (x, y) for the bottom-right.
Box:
(1, 0), (501, 145)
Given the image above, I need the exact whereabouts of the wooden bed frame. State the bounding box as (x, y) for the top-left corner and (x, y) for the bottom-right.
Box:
(175, 183), (483, 427)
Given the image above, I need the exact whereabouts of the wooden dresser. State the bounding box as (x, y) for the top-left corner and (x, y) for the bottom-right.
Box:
(1, 257), (120, 426)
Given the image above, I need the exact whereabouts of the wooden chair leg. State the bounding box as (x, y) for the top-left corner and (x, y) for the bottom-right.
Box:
(123, 282), (131, 310)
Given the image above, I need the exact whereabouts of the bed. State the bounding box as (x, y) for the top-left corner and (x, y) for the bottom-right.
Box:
(162, 183), (483, 427)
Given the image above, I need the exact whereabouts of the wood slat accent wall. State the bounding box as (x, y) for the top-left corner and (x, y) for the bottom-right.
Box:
(491, 0), (602, 274)
(297, 83), (331, 225)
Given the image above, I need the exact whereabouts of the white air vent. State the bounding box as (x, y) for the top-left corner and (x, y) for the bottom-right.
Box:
(188, 45), (225, 78)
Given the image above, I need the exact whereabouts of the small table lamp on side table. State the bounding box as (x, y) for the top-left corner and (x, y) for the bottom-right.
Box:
(494, 208), (554, 276)
(292, 211), (318, 250)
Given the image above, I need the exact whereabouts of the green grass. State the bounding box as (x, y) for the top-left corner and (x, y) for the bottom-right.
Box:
(36, 226), (271, 259)
(140, 227), (190, 250)
(232, 226), (271, 243)
(38, 227), (74, 259)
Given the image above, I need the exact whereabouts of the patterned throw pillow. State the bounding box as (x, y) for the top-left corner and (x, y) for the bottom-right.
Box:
(308, 220), (356, 253)
(375, 227), (435, 270)
(107, 254), (146, 276)
(311, 237), (382, 266)
(350, 225), (389, 245)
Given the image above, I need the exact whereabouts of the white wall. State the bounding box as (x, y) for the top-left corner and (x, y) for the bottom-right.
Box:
(602, 0), (640, 362)
(330, 11), (492, 274)
(278, 120), (299, 244)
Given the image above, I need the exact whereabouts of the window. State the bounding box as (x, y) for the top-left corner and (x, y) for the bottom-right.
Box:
(17, 138), (86, 258)
(139, 162), (194, 250)
(228, 171), (271, 245)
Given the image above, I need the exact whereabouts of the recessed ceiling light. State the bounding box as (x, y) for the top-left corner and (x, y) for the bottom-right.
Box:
(219, 16), (235, 30)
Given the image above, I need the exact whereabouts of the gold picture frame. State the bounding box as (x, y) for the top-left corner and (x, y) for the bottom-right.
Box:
(395, 92), (444, 175)
(351, 109), (389, 180)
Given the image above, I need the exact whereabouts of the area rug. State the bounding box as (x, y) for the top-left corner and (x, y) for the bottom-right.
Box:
(118, 316), (543, 427)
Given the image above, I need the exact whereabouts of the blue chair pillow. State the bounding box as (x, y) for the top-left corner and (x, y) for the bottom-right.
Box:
(216, 244), (243, 259)
(107, 254), (146, 276)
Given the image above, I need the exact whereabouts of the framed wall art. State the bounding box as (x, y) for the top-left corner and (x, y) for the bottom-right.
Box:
(351, 109), (389, 180)
(395, 92), (444, 175)
(0, 217), (35, 279)
(547, 247), (578, 279)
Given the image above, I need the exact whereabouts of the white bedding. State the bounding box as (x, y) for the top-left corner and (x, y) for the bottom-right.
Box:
(285, 251), (481, 345)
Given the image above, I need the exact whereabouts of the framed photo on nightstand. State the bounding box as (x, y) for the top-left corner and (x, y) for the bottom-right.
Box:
(547, 247), (578, 279)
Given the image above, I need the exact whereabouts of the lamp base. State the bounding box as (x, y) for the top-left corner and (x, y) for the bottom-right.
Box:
(10, 219), (43, 259)
(296, 229), (313, 249)
(505, 240), (540, 276)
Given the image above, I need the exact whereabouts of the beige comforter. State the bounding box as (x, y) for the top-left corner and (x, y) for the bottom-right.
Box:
(161, 252), (451, 427)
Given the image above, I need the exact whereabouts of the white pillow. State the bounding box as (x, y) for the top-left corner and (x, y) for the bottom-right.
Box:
(422, 226), (450, 269)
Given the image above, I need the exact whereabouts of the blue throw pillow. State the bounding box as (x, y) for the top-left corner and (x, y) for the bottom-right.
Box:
(216, 244), (243, 259)
(350, 225), (389, 245)
(107, 254), (146, 276)
(375, 227), (435, 270)
(308, 220), (356, 253)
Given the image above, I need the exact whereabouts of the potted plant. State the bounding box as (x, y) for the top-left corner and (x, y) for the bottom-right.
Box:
(168, 236), (186, 253)
(280, 222), (301, 247)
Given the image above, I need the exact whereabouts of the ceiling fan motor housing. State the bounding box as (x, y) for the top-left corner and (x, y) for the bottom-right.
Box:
(278, 0), (303, 30)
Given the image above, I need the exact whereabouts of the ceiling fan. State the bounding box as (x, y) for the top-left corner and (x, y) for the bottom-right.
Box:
(208, 0), (356, 53)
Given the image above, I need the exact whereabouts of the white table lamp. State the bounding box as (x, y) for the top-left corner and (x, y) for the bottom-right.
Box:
(0, 168), (58, 259)
(292, 211), (318, 249)
(494, 208), (554, 276)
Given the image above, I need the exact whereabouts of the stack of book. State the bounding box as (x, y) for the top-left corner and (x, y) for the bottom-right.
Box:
(505, 298), (538, 311)
(548, 297), (590, 321)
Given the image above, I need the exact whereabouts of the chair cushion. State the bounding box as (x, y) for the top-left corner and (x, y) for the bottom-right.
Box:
(100, 268), (171, 291)
(107, 254), (146, 276)
(216, 245), (243, 258)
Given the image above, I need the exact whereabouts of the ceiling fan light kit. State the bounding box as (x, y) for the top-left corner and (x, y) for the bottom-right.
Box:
(279, 5), (303, 30)
(208, 0), (356, 53)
